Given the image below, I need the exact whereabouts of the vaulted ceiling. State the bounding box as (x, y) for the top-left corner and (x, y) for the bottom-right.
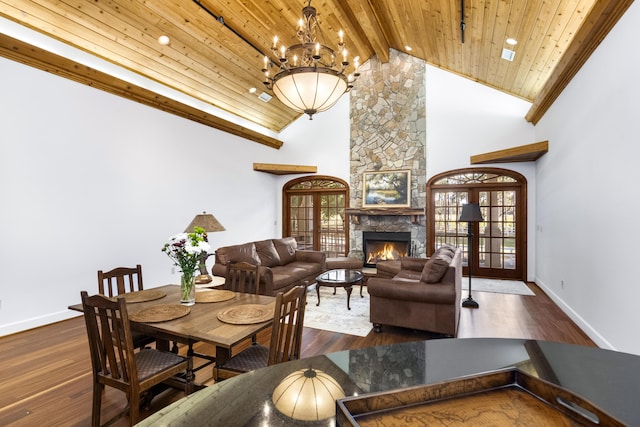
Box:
(0, 0), (632, 148)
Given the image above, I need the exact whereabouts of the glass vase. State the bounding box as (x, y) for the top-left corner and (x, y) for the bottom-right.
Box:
(180, 273), (196, 306)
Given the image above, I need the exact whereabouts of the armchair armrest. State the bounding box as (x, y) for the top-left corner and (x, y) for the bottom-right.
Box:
(368, 277), (456, 304)
(400, 256), (429, 272)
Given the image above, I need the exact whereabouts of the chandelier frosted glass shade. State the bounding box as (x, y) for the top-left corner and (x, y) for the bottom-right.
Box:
(272, 67), (348, 119)
(272, 368), (345, 421)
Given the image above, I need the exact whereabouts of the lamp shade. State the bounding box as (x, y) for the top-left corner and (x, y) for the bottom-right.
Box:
(184, 211), (225, 233)
(272, 368), (345, 421)
(272, 68), (348, 118)
(459, 203), (484, 222)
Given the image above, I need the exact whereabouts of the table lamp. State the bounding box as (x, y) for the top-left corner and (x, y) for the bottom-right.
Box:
(185, 211), (225, 284)
(459, 203), (484, 308)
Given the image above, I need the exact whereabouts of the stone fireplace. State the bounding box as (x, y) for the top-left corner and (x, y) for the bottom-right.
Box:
(348, 49), (427, 262)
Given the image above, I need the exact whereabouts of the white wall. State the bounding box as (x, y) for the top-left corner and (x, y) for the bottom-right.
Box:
(0, 55), (349, 335)
(534, 2), (640, 354)
(425, 65), (537, 280)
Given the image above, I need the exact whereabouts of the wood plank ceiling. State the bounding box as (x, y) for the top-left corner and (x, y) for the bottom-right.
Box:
(0, 0), (632, 146)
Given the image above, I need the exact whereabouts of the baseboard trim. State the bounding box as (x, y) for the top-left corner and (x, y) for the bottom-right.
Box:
(0, 310), (81, 337)
(534, 277), (615, 351)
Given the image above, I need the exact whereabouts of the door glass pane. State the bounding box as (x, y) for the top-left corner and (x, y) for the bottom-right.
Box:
(289, 195), (314, 250)
(320, 193), (346, 257)
(433, 191), (468, 261)
(479, 190), (517, 270)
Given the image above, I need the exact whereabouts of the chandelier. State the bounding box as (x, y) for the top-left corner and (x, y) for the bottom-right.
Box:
(261, 0), (360, 119)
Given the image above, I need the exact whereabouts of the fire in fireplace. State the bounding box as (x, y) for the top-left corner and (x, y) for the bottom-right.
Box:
(363, 231), (412, 267)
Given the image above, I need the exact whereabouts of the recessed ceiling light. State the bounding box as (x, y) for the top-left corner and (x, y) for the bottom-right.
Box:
(249, 87), (257, 94)
(506, 38), (518, 46)
(405, 45), (413, 51)
(158, 35), (170, 46)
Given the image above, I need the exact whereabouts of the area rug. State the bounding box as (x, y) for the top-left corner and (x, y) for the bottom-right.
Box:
(304, 286), (372, 337)
(464, 277), (535, 296)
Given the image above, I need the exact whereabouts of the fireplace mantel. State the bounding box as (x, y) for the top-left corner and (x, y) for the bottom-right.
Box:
(345, 207), (425, 224)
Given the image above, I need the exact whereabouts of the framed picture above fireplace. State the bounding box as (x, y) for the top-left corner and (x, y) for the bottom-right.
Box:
(362, 169), (411, 208)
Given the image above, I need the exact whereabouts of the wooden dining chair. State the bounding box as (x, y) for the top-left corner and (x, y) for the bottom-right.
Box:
(224, 261), (262, 294)
(97, 264), (154, 349)
(215, 285), (307, 381)
(98, 264), (144, 297)
(80, 291), (193, 427)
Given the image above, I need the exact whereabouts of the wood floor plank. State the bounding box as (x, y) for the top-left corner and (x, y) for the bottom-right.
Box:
(0, 283), (594, 426)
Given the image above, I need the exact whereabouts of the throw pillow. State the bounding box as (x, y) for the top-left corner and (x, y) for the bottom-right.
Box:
(273, 237), (297, 265)
(436, 244), (457, 257)
(420, 257), (450, 283)
(255, 239), (281, 267)
(434, 251), (453, 264)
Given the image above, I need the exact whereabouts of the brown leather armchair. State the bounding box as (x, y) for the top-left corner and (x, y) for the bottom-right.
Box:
(367, 247), (462, 337)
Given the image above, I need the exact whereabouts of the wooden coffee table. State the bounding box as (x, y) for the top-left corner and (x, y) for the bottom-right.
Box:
(315, 269), (364, 310)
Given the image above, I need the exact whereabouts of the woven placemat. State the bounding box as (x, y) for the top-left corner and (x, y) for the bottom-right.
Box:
(217, 304), (273, 325)
(196, 289), (236, 303)
(114, 289), (166, 304)
(130, 304), (190, 323)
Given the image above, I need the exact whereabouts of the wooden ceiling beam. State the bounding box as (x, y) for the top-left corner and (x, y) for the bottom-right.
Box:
(0, 33), (283, 149)
(525, 0), (633, 124)
(339, 0), (390, 63)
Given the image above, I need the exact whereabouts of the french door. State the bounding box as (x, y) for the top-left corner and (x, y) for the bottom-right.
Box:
(283, 176), (349, 257)
(427, 168), (526, 280)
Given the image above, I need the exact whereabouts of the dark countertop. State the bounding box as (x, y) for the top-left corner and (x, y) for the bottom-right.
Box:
(137, 338), (640, 426)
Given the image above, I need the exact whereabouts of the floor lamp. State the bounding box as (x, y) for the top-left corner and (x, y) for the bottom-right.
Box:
(459, 203), (483, 308)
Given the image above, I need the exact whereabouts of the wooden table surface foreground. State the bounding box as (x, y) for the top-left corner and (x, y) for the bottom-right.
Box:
(69, 284), (275, 365)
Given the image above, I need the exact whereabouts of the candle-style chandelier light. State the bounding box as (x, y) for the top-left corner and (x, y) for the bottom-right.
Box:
(261, 0), (360, 119)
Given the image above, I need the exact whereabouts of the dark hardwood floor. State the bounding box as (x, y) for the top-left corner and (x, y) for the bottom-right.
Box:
(0, 282), (594, 426)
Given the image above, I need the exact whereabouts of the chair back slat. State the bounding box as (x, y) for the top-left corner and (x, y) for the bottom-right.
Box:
(268, 286), (306, 365)
(98, 265), (143, 297)
(224, 261), (262, 294)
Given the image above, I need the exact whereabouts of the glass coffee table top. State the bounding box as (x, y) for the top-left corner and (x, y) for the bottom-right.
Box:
(316, 268), (364, 284)
(315, 269), (364, 310)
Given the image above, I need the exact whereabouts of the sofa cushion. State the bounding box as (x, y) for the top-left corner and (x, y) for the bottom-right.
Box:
(420, 257), (450, 283)
(255, 239), (281, 267)
(273, 237), (297, 265)
(226, 242), (261, 265)
(270, 262), (321, 290)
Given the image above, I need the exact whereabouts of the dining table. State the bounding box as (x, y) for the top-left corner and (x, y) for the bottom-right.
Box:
(68, 284), (276, 373)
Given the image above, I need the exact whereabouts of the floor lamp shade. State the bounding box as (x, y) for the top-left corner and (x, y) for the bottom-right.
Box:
(459, 203), (483, 308)
(459, 203), (484, 223)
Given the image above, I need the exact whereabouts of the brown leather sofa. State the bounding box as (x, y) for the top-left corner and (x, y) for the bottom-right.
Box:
(212, 237), (326, 296)
(367, 245), (462, 337)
